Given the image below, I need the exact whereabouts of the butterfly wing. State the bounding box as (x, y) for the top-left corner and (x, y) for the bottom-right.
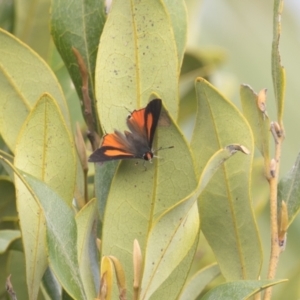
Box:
(89, 99), (162, 162)
(144, 99), (162, 147)
(127, 98), (162, 149)
(88, 131), (136, 162)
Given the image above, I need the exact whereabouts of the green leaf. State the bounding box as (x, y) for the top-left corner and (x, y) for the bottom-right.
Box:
(12, 93), (76, 298)
(162, 0), (187, 68)
(278, 152), (300, 226)
(240, 84), (270, 160)
(15, 93), (76, 205)
(17, 213), (44, 298)
(272, 0), (285, 123)
(23, 173), (87, 300)
(76, 198), (99, 299)
(200, 279), (287, 300)
(0, 28), (70, 152)
(0, 230), (21, 253)
(140, 198), (199, 299)
(191, 78), (262, 280)
(150, 238), (198, 300)
(101, 103), (197, 299)
(178, 263), (220, 300)
(94, 161), (119, 221)
(142, 145), (240, 299)
(14, 0), (52, 60)
(95, 0), (179, 132)
(50, 0), (106, 113)
(0, 156), (46, 300)
(151, 146), (242, 299)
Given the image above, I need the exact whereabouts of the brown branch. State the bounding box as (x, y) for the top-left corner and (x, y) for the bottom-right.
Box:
(72, 47), (100, 151)
(264, 124), (284, 300)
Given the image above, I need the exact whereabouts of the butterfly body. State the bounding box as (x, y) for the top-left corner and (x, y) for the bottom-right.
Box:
(89, 99), (162, 162)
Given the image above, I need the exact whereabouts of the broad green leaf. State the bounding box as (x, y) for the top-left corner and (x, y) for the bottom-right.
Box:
(101, 104), (197, 299)
(94, 161), (119, 221)
(150, 238), (198, 300)
(51, 0), (106, 119)
(240, 84), (270, 160)
(141, 146), (240, 299)
(0, 157), (49, 299)
(1, 155), (46, 300)
(196, 146), (244, 197)
(0, 28), (70, 152)
(191, 78), (262, 280)
(200, 279), (287, 300)
(14, 182), (46, 298)
(140, 200), (199, 300)
(14, 0), (52, 60)
(76, 198), (99, 299)
(13, 94), (75, 298)
(0, 230), (21, 253)
(162, 0), (187, 69)
(178, 263), (220, 300)
(23, 172), (86, 300)
(272, 0), (285, 123)
(14, 93), (76, 205)
(278, 152), (300, 226)
(96, 0), (179, 131)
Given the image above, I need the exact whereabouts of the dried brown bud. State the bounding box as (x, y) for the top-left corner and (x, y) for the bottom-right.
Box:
(257, 88), (268, 118)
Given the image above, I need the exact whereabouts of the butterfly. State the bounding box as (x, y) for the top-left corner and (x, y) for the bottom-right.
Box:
(89, 99), (172, 163)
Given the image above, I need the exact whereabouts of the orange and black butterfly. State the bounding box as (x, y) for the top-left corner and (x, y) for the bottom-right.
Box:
(89, 99), (170, 163)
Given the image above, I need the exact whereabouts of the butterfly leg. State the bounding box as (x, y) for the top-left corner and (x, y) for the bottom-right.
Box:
(142, 161), (148, 171)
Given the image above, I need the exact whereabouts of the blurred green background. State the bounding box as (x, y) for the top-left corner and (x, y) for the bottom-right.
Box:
(186, 0), (300, 176)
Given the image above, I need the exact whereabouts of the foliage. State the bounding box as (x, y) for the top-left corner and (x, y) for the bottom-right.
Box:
(0, 0), (298, 299)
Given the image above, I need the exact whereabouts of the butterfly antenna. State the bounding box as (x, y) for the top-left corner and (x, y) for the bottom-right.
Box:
(153, 146), (174, 160)
(153, 146), (174, 154)
(143, 161), (148, 171)
(124, 105), (133, 116)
